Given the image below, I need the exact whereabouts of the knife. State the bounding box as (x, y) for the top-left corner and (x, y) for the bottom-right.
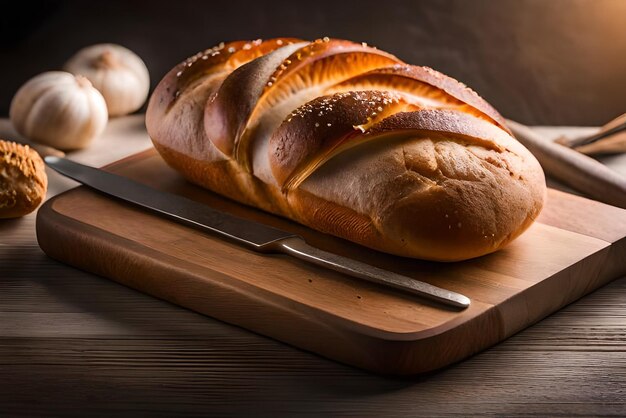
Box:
(44, 156), (470, 309)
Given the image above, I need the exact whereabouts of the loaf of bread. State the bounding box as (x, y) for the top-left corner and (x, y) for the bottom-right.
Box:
(146, 38), (546, 261)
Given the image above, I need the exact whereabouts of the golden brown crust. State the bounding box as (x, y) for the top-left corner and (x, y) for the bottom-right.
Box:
(332, 65), (511, 134)
(152, 141), (293, 216)
(205, 38), (400, 172)
(0, 140), (48, 218)
(204, 41), (307, 157)
(294, 128), (545, 261)
(147, 38), (304, 163)
(146, 38), (547, 261)
(269, 91), (411, 188)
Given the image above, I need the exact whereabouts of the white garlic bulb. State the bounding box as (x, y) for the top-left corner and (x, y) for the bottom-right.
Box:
(64, 44), (150, 117)
(10, 71), (108, 150)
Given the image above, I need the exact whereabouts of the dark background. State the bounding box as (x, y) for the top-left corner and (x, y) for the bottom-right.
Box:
(1, 0), (625, 125)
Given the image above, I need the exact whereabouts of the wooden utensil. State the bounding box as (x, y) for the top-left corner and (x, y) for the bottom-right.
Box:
(574, 130), (626, 155)
(556, 114), (626, 155)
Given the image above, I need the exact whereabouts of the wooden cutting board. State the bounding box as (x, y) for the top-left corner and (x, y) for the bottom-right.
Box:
(36, 148), (626, 375)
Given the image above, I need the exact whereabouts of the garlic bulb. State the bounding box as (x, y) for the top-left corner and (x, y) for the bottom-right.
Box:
(10, 71), (108, 150)
(64, 44), (150, 116)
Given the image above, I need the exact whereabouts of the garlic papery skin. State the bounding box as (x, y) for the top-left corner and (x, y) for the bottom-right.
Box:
(10, 71), (108, 150)
(64, 44), (150, 117)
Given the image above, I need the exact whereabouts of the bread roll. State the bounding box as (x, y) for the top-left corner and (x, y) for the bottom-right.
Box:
(0, 140), (48, 218)
(146, 38), (546, 261)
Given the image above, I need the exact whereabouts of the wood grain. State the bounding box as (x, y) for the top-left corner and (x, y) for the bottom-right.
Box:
(34, 149), (626, 375)
(1, 243), (624, 416)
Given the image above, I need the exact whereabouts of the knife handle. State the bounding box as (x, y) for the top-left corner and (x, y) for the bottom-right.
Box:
(275, 237), (470, 309)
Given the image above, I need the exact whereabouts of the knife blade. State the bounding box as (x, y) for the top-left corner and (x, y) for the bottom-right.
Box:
(44, 156), (470, 309)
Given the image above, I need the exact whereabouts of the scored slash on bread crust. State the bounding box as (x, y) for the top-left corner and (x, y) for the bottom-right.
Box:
(328, 65), (511, 134)
(270, 90), (415, 189)
(146, 38), (546, 261)
(146, 38), (304, 163)
(205, 38), (401, 180)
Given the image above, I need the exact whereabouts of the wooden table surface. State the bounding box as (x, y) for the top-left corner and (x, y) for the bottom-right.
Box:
(1, 116), (625, 416)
